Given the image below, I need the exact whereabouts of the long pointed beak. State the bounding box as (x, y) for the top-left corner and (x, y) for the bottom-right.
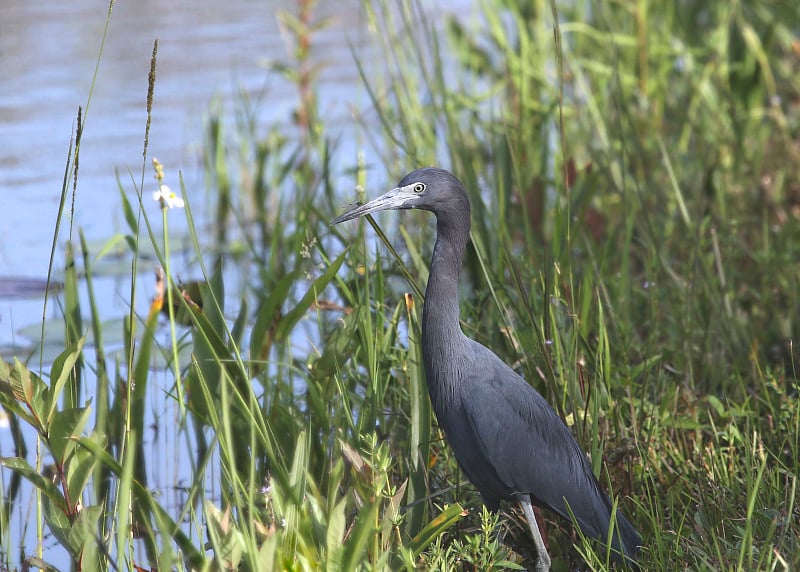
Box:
(330, 186), (415, 225)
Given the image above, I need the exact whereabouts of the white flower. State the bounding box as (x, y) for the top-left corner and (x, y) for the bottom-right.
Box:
(153, 185), (184, 209)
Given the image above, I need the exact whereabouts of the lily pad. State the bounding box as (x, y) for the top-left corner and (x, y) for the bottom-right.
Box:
(9, 343), (68, 366)
(16, 318), (128, 348)
(15, 319), (67, 345)
(0, 342), (35, 361)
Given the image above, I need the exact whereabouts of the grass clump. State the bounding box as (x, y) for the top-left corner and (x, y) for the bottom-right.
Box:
(2, 0), (800, 570)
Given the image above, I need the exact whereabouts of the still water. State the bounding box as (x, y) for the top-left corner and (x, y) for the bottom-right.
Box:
(0, 0), (372, 352)
(0, 0), (477, 568)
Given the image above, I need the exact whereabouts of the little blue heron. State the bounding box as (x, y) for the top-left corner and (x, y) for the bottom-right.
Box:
(332, 167), (641, 570)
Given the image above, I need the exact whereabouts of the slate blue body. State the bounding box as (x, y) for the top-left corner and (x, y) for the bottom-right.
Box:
(332, 167), (641, 569)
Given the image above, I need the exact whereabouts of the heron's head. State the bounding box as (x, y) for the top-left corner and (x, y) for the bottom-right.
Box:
(330, 167), (469, 225)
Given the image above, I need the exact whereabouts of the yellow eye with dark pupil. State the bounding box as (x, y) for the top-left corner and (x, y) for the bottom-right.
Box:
(413, 183), (425, 193)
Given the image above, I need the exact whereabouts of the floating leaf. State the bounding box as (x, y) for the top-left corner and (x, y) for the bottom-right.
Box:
(0, 342), (34, 361)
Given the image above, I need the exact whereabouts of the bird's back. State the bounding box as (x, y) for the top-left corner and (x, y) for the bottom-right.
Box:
(427, 339), (640, 562)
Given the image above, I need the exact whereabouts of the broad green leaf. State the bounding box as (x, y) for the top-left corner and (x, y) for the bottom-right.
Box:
(48, 407), (92, 466)
(0, 392), (37, 427)
(0, 456), (67, 512)
(0, 360), (38, 426)
(12, 359), (48, 426)
(67, 504), (105, 567)
(43, 488), (73, 554)
(65, 432), (104, 507)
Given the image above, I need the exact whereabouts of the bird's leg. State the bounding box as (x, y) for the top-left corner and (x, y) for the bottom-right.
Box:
(519, 495), (551, 572)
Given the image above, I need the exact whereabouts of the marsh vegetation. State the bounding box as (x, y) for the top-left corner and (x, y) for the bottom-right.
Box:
(1, 0), (799, 570)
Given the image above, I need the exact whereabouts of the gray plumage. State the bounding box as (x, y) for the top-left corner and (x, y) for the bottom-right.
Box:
(332, 167), (641, 570)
